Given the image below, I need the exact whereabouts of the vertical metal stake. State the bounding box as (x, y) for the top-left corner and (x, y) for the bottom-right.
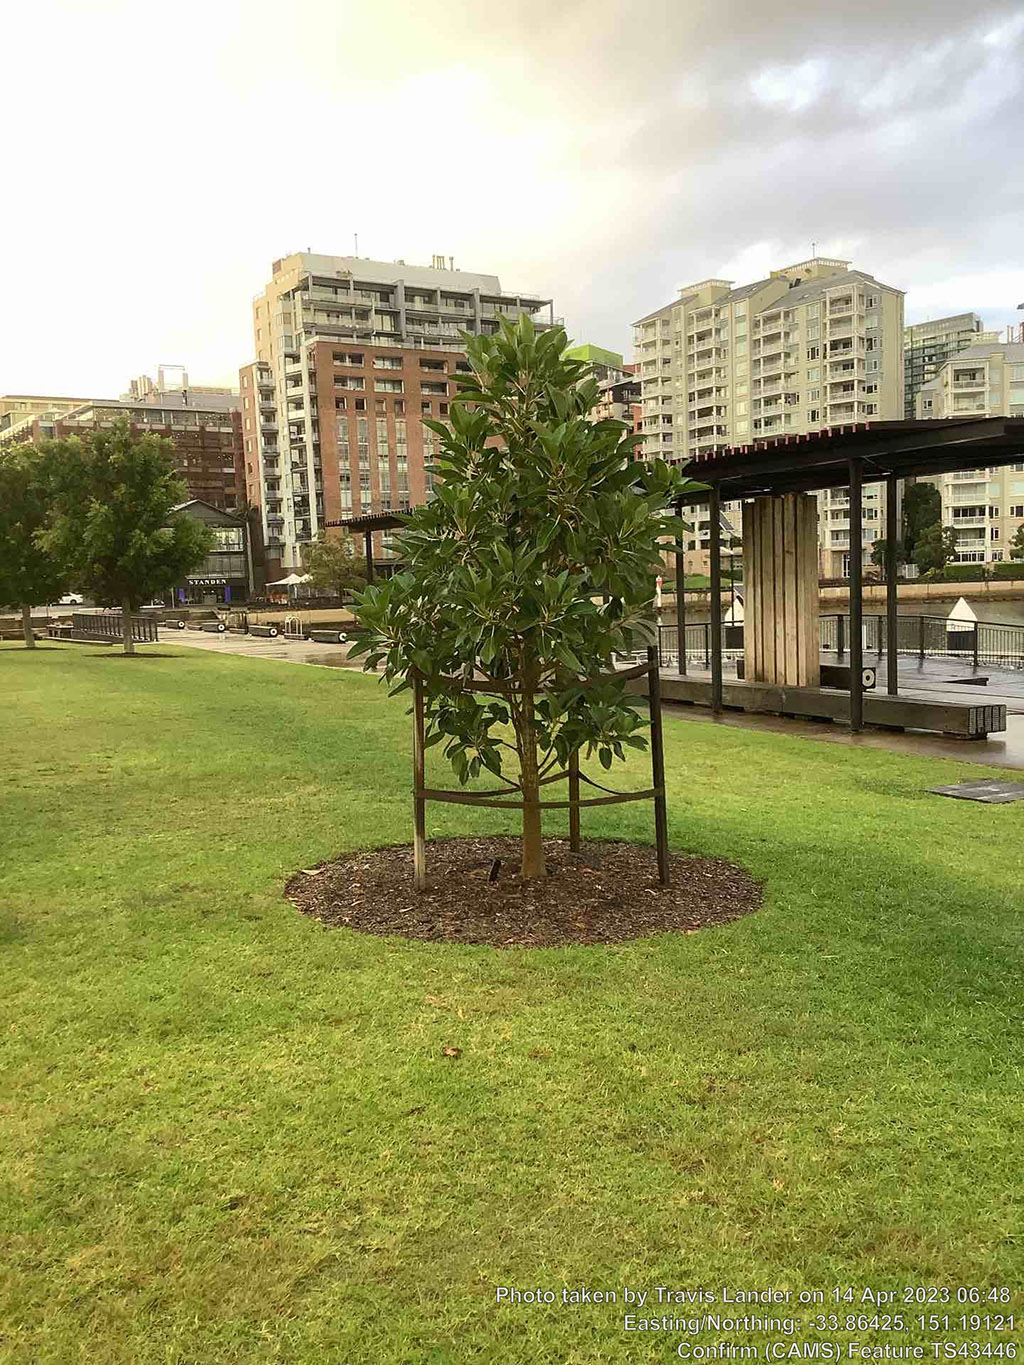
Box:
(412, 669), (427, 890)
(973, 622), (980, 670)
(568, 749), (581, 852)
(647, 647), (671, 886)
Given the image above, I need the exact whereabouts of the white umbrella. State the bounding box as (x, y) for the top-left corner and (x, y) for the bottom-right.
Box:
(266, 573), (310, 587)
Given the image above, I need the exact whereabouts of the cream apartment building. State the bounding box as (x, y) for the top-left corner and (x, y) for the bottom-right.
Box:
(916, 342), (1024, 565)
(633, 257), (905, 577)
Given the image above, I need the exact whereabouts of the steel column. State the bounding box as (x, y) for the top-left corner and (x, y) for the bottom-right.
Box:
(708, 483), (723, 714)
(886, 473), (899, 695)
(849, 458), (864, 733)
(675, 504), (686, 675)
(364, 529), (375, 584)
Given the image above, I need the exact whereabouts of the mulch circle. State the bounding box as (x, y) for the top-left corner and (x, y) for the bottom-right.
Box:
(285, 837), (762, 948)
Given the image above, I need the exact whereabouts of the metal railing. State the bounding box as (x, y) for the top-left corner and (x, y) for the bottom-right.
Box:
(72, 613), (159, 643)
(648, 615), (1024, 672)
(821, 613), (1024, 668)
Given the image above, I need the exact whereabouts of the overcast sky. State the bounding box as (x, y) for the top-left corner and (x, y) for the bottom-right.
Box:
(3, 0), (1023, 396)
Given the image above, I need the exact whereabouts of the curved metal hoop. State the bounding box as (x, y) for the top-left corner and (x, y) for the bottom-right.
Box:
(410, 648), (670, 889)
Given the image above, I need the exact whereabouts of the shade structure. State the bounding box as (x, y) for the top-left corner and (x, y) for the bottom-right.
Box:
(266, 573), (312, 587)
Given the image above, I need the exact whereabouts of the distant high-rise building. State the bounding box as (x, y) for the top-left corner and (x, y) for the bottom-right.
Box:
(239, 251), (559, 575)
(565, 343), (641, 436)
(903, 313), (1000, 420)
(917, 342), (1024, 565)
(633, 257), (905, 576)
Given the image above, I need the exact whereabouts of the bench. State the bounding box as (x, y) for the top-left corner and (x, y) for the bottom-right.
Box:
(626, 673), (1007, 739)
(307, 629), (352, 644)
(249, 624), (281, 638)
(199, 621), (228, 633)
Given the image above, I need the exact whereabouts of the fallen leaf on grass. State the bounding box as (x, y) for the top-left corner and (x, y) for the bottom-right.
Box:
(441, 1046), (462, 1059)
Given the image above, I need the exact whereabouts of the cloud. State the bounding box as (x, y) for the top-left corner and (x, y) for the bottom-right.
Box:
(1, 0), (1023, 391)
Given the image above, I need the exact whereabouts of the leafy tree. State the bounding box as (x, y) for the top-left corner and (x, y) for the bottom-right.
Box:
(912, 521), (959, 576)
(39, 418), (213, 654)
(353, 315), (691, 881)
(0, 446), (70, 648)
(1009, 523), (1024, 560)
(303, 529), (367, 600)
(902, 482), (941, 555)
(870, 537), (906, 574)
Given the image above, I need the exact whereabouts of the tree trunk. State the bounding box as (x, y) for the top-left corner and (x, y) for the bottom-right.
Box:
(121, 598), (135, 656)
(21, 604), (35, 649)
(516, 685), (546, 880)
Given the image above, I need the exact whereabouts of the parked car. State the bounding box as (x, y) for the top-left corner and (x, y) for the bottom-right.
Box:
(57, 593), (84, 605)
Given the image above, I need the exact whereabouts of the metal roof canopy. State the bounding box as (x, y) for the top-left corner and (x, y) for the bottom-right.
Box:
(672, 417), (1024, 505)
(665, 415), (1024, 738)
(325, 512), (407, 533)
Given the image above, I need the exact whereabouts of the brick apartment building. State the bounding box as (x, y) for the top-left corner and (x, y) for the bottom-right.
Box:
(239, 251), (559, 577)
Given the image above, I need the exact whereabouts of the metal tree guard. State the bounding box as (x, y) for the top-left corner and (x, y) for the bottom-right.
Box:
(410, 647), (670, 891)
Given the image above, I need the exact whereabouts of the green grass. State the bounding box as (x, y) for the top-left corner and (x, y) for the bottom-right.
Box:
(2, 642), (1022, 1363)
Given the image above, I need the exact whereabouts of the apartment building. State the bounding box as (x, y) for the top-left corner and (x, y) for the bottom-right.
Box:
(4, 398), (245, 510)
(565, 343), (641, 434)
(633, 257), (905, 577)
(239, 251), (558, 575)
(916, 342), (1024, 564)
(903, 313), (1000, 420)
(0, 394), (91, 444)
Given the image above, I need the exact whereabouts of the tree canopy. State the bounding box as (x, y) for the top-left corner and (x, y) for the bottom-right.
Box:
(353, 315), (694, 880)
(913, 522), (959, 576)
(303, 529), (367, 600)
(0, 446), (70, 647)
(39, 418), (212, 652)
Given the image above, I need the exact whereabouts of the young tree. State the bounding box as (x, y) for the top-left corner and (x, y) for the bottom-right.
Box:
(39, 419), (213, 654)
(354, 315), (691, 881)
(303, 529), (367, 600)
(912, 522), (959, 576)
(1009, 523), (1024, 560)
(0, 446), (70, 648)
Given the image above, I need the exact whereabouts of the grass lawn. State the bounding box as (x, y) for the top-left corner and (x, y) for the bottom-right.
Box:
(2, 642), (1022, 1363)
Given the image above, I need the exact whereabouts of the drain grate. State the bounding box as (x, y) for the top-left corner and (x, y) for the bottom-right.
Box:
(929, 780), (1024, 804)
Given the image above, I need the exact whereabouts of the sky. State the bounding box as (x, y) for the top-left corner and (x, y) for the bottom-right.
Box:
(3, 0), (1023, 396)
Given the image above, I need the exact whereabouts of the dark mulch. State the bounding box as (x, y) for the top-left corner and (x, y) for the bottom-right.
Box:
(285, 837), (762, 948)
